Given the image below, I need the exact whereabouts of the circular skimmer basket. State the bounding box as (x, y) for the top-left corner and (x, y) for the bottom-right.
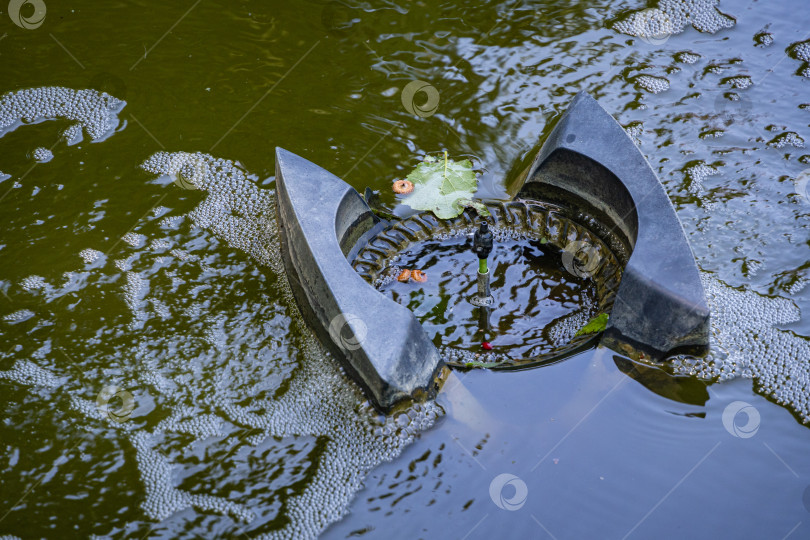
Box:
(351, 200), (627, 369)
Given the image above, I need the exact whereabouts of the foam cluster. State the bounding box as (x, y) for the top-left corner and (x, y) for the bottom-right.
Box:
(2, 309), (35, 323)
(633, 74), (670, 94)
(133, 151), (441, 536)
(32, 147), (53, 163)
(672, 275), (810, 423)
(683, 161), (719, 194)
(546, 308), (593, 347)
(3, 149), (445, 538)
(754, 31), (774, 47)
(0, 86), (125, 141)
(723, 76), (752, 89)
(79, 248), (103, 264)
(675, 51), (702, 63)
(767, 131), (805, 149)
(0, 359), (61, 387)
(787, 40), (810, 77)
(613, 0), (735, 39)
(439, 346), (508, 367)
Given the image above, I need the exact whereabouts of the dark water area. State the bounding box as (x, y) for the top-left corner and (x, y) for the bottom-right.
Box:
(1, 0), (810, 538)
(378, 236), (599, 360)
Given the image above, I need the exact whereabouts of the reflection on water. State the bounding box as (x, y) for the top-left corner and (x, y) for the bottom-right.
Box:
(1, 0), (810, 537)
(378, 236), (598, 359)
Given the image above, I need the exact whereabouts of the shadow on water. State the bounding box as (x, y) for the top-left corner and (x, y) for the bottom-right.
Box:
(614, 356), (710, 407)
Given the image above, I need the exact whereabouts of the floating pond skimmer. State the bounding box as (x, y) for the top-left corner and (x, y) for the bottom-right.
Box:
(274, 91), (709, 413)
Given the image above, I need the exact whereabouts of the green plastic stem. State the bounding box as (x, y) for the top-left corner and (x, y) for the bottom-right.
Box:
(479, 258), (487, 274)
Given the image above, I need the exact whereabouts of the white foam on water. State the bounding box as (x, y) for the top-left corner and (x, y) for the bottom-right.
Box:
(672, 274), (810, 423)
(613, 0), (735, 39)
(79, 248), (104, 265)
(787, 40), (810, 77)
(767, 132), (805, 149)
(138, 151), (443, 537)
(634, 74), (670, 94)
(0, 86), (125, 141)
(2, 309), (36, 323)
(1, 150), (443, 538)
(32, 147), (53, 163)
(683, 161), (720, 195)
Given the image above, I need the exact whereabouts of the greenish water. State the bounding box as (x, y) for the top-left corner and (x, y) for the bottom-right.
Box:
(1, 0), (810, 538)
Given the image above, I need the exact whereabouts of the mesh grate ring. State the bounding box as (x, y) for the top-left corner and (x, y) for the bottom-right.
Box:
(351, 199), (627, 369)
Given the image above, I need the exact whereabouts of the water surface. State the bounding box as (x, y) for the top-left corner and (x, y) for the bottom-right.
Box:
(1, 0), (810, 538)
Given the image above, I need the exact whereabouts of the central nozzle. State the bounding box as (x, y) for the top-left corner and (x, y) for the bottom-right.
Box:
(470, 222), (494, 312)
(473, 221), (493, 265)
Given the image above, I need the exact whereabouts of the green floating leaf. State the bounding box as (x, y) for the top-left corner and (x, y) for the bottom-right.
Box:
(401, 156), (487, 219)
(464, 360), (501, 369)
(574, 313), (609, 337)
(457, 198), (491, 217)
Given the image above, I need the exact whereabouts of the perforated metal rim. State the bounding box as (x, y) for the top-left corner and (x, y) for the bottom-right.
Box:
(351, 200), (626, 369)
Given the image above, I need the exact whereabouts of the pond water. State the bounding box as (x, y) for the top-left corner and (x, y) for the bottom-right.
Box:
(1, 0), (809, 538)
(376, 235), (600, 361)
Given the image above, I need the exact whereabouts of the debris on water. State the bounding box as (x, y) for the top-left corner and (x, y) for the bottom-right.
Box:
(574, 313), (609, 337)
(683, 161), (721, 194)
(401, 154), (488, 219)
(392, 179), (414, 194)
(396, 268), (427, 283)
